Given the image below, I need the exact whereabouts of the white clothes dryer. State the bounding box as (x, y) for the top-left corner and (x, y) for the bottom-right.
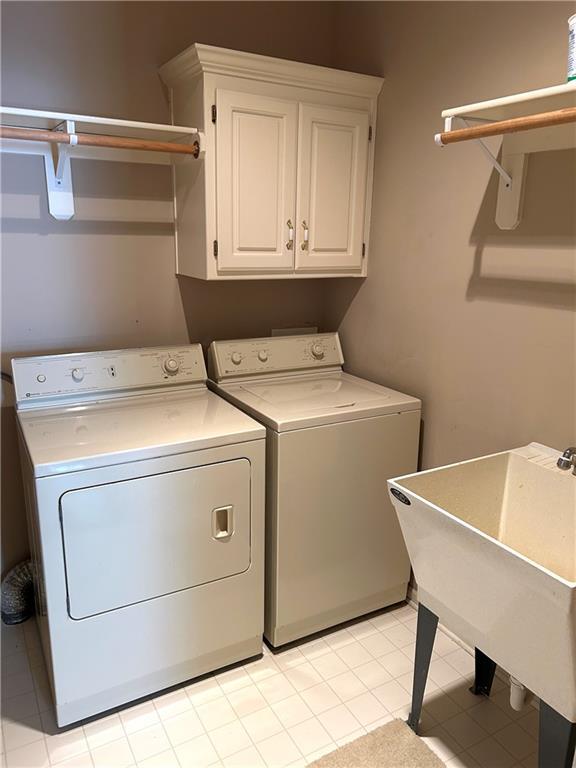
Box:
(208, 333), (421, 647)
(12, 345), (265, 726)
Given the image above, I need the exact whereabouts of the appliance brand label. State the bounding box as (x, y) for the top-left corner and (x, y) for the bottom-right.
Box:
(390, 488), (411, 505)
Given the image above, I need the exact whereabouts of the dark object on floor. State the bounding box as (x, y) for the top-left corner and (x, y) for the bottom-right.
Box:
(1, 560), (34, 624)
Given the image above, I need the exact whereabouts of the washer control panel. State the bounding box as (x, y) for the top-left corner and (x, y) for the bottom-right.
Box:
(209, 333), (344, 380)
(12, 345), (207, 405)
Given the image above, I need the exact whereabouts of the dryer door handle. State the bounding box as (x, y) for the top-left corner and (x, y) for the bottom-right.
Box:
(212, 505), (234, 540)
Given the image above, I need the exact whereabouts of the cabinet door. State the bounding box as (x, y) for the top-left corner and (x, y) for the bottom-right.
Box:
(296, 105), (369, 272)
(216, 90), (297, 272)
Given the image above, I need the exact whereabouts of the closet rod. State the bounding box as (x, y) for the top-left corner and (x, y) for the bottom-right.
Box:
(0, 125), (200, 157)
(435, 106), (576, 146)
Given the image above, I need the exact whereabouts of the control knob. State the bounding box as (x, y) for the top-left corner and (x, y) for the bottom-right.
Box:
(163, 357), (180, 375)
(71, 368), (84, 383)
(231, 352), (243, 365)
(311, 343), (325, 360)
(258, 350), (268, 363)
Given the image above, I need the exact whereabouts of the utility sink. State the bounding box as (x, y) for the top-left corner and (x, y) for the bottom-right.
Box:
(388, 443), (576, 722)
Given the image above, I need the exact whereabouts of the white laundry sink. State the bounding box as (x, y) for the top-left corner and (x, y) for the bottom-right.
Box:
(388, 443), (576, 721)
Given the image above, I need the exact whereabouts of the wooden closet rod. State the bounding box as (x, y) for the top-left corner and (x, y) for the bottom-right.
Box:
(0, 125), (200, 157)
(436, 106), (576, 146)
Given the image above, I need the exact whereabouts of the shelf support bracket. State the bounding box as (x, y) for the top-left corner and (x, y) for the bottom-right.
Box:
(454, 117), (513, 188)
(44, 119), (75, 220)
(443, 116), (525, 230)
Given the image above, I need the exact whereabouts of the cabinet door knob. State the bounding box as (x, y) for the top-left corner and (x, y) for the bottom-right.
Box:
(301, 220), (309, 251)
(286, 219), (294, 250)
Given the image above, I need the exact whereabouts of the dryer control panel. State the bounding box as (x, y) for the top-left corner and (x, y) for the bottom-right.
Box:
(209, 333), (344, 380)
(13, 345), (207, 406)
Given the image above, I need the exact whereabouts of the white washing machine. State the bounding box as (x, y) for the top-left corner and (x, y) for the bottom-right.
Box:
(12, 345), (265, 726)
(208, 333), (421, 648)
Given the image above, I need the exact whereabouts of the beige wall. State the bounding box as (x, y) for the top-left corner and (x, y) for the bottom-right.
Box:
(328, 1), (576, 470)
(0, 1), (338, 574)
(2, 1), (575, 574)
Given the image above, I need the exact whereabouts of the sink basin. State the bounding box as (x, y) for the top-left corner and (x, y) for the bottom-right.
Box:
(388, 442), (576, 721)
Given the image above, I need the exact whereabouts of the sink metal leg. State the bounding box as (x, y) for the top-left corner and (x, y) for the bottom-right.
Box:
(470, 648), (497, 697)
(538, 700), (576, 768)
(407, 603), (438, 734)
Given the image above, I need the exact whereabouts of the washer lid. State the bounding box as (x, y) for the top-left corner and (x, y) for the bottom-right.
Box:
(217, 372), (421, 432)
(17, 388), (265, 477)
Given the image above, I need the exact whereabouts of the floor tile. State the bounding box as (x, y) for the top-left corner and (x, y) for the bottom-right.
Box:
(84, 713), (126, 750)
(299, 684), (340, 716)
(174, 733), (219, 768)
(444, 752), (481, 768)
(317, 705), (361, 741)
(186, 677), (224, 708)
(1, 692), (39, 721)
(429, 658), (464, 688)
(245, 658), (280, 684)
(326, 671), (367, 702)
(208, 720), (251, 759)
(2, 654), (31, 679)
(2, 715), (43, 752)
(256, 674), (296, 705)
(255, 731), (301, 768)
(323, 630), (355, 652)
(240, 708), (283, 743)
(369, 613), (401, 632)
(196, 698), (237, 732)
(120, 702), (160, 735)
(222, 745), (266, 767)
(444, 649), (476, 677)
(137, 748), (180, 767)
(334, 727), (365, 747)
(91, 736), (135, 768)
(298, 639), (331, 663)
(4, 739), (49, 768)
(309, 653), (348, 681)
(270, 696), (314, 730)
(467, 699), (513, 734)
(57, 751), (94, 768)
(153, 690), (192, 721)
(43, 712), (89, 765)
(381, 623), (415, 649)
(352, 660), (392, 689)
(226, 684), (268, 718)
(443, 710), (490, 750)
(434, 633), (463, 657)
(216, 668), (253, 696)
(493, 723), (537, 761)
(286, 718), (332, 757)
(346, 623), (378, 642)
(271, 648), (306, 672)
(2, 672), (35, 700)
(334, 642), (373, 670)
(423, 690), (463, 724)
(358, 633), (396, 659)
(516, 708), (538, 739)
(283, 663), (323, 692)
(127, 723), (170, 762)
(344, 692), (388, 727)
(372, 679), (411, 711)
(421, 725), (462, 762)
(467, 735), (517, 768)
(161, 709), (204, 747)
(379, 649), (414, 678)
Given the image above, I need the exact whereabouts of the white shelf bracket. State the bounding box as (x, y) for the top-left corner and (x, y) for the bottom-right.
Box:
(45, 119), (75, 220)
(458, 118), (512, 188)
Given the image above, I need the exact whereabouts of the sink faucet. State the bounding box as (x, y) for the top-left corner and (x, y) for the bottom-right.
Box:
(557, 447), (576, 474)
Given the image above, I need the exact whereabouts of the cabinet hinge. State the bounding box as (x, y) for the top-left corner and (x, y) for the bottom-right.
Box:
(213, 240), (218, 258)
(211, 105), (217, 124)
(362, 242), (366, 258)
(368, 126), (373, 142)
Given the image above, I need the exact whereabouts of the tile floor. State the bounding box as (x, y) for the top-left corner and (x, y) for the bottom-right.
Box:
(1, 603), (543, 768)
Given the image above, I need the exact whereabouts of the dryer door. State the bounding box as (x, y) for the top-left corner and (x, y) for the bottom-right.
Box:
(60, 459), (250, 619)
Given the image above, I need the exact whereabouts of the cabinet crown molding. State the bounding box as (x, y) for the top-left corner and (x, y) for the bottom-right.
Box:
(159, 43), (384, 98)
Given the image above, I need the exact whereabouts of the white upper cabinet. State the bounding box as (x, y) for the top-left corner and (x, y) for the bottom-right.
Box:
(296, 105), (369, 273)
(160, 45), (383, 280)
(216, 90), (297, 272)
